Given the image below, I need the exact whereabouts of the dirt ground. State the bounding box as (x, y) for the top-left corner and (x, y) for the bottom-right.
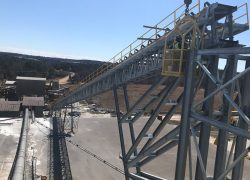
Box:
(0, 108), (249, 180)
(88, 83), (222, 113)
(65, 105), (250, 180)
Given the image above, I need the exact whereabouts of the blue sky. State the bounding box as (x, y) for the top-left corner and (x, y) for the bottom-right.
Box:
(0, 0), (249, 61)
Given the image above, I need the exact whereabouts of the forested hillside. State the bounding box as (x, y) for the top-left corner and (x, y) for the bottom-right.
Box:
(0, 52), (104, 80)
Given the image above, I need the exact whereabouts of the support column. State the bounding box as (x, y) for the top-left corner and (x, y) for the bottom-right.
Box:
(213, 55), (237, 179)
(122, 84), (141, 174)
(195, 57), (218, 180)
(113, 87), (130, 180)
(62, 106), (67, 132)
(232, 60), (250, 180)
(70, 104), (74, 133)
(175, 50), (196, 180)
(214, 12), (237, 179)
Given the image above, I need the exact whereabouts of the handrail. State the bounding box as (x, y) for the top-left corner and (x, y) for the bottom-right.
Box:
(51, 0), (202, 105)
(81, 0), (201, 84)
(234, 3), (249, 25)
(80, 1), (248, 87)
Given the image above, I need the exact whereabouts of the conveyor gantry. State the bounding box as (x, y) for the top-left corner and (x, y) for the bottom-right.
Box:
(52, 1), (250, 180)
(53, 1), (248, 110)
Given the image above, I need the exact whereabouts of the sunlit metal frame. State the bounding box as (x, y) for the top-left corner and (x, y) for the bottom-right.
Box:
(51, 1), (250, 180)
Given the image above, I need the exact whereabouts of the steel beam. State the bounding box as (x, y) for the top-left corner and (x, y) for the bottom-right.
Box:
(113, 87), (130, 180)
(122, 84), (141, 174)
(129, 173), (149, 180)
(53, 2), (248, 110)
(143, 25), (168, 31)
(124, 79), (180, 162)
(175, 50), (196, 180)
(232, 60), (250, 180)
(193, 67), (250, 109)
(195, 56), (218, 180)
(49, 2), (250, 180)
(121, 77), (167, 123)
(214, 53), (237, 179)
(128, 125), (180, 167)
(140, 171), (167, 180)
(219, 146), (250, 180)
(127, 81), (178, 124)
(139, 93), (183, 154)
(191, 112), (250, 139)
(138, 141), (178, 167)
(197, 47), (250, 55)
(190, 126), (207, 179)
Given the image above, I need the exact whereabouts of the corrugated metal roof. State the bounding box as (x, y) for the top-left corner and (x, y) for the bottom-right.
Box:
(16, 76), (46, 81)
(22, 96), (44, 107)
(0, 101), (21, 111)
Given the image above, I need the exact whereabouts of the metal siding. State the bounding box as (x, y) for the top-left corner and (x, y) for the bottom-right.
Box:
(22, 97), (44, 107)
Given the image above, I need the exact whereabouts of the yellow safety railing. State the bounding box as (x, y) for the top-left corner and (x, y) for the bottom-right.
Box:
(161, 12), (200, 77)
(162, 49), (189, 77)
(161, 2), (249, 78)
(81, 0), (201, 84)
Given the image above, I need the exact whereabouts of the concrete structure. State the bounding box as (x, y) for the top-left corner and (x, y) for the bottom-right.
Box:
(0, 101), (21, 117)
(22, 96), (44, 107)
(16, 76), (46, 98)
(22, 96), (45, 117)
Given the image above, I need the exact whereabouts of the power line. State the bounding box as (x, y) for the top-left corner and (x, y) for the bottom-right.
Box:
(66, 139), (125, 175)
(35, 120), (125, 175)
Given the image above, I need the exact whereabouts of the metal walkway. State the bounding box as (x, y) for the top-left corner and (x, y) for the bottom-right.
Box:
(52, 1), (250, 180)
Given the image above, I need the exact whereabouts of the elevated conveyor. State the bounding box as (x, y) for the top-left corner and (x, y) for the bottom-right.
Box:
(53, 1), (249, 110)
(51, 1), (250, 180)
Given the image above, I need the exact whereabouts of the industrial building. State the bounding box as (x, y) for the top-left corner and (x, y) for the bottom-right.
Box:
(16, 76), (46, 98)
(0, 100), (21, 117)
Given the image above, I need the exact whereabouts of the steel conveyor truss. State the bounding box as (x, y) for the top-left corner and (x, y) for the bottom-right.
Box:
(52, 1), (250, 179)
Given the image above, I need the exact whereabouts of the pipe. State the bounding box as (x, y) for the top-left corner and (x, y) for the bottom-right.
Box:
(31, 110), (35, 123)
(12, 108), (30, 180)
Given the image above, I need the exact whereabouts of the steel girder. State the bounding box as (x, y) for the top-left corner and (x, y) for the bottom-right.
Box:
(53, 2), (248, 110)
(51, 2), (250, 180)
(54, 52), (163, 109)
(114, 3), (250, 179)
(112, 77), (184, 180)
